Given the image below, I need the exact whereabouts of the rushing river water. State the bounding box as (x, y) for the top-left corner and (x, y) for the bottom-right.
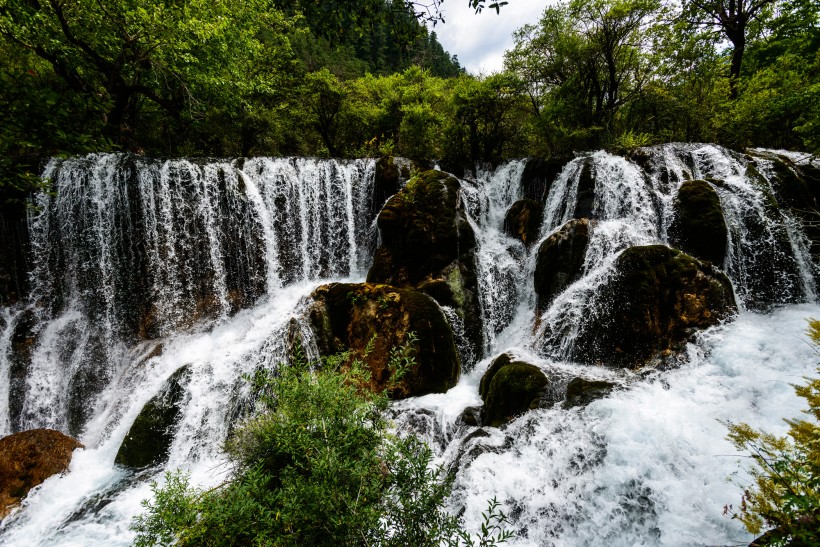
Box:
(1, 145), (818, 545)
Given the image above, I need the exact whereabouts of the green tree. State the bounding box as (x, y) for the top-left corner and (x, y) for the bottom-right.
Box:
(726, 319), (820, 545)
(132, 346), (514, 546)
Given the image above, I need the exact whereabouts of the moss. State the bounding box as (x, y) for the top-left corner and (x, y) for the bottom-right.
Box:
(668, 180), (728, 266)
(481, 361), (549, 428)
(115, 366), (189, 469)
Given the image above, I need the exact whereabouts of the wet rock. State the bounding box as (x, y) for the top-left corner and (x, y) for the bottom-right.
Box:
(0, 200), (30, 307)
(574, 245), (736, 368)
(535, 219), (591, 311)
(0, 429), (83, 520)
(563, 377), (616, 408)
(115, 366), (190, 469)
(574, 158), (596, 219)
(8, 309), (38, 432)
(480, 353), (550, 427)
(503, 199), (544, 246)
(668, 180), (728, 266)
(308, 283), (460, 399)
(521, 157), (570, 203)
(458, 406), (483, 427)
(367, 169), (482, 362)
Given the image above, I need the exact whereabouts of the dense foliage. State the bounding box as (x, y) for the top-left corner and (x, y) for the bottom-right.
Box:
(1, 0), (818, 199)
(132, 345), (513, 546)
(725, 319), (820, 546)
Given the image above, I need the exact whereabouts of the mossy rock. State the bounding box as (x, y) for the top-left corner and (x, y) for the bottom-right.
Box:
(0, 429), (83, 519)
(308, 283), (460, 399)
(115, 366), (190, 469)
(563, 377), (616, 408)
(480, 353), (549, 427)
(367, 170), (482, 363)
(572, 245), (737, 368)
(534, 218), (591, 311)
(668, 180), (728, 266)
(503, 199), (544, 246)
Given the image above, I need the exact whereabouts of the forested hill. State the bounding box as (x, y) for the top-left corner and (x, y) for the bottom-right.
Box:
(1, 0), (819, 202)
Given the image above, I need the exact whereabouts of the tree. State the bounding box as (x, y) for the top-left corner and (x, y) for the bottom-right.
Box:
(0, 0), (301, 149)
(725, 319), (820, 546)
(132, 345), (513, 546)
(682, 0), (777, 97)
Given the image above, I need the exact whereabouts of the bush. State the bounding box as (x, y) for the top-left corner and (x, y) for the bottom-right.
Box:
(132, 344), (513, 546)
(725, 320), (820, 546)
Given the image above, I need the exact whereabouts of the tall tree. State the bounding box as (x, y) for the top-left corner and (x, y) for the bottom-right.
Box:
(682, 0), (777, 97)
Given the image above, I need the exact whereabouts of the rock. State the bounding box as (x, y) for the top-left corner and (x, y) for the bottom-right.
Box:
(8, 309), (37, 432)
(668, 180), (728, 266)
(563, 377), (616, 408)
(503, 199), (544, 246)
(572, 245), (737, 368)
(367, 170), (482, 362)
(520, 157), (570, 203)
(115, 366), (190, 469)
(308, 283), (460, 399)
(480, 353), (550, 427)
(458, 406), (483, 427)
(535, 219), (591, 311)
(0, 429), (83, 519)
(574, 158), (596, 219)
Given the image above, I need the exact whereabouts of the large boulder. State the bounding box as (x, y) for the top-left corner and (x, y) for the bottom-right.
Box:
(564, 377), (616, 408)
(668, 180), (728, 266)
(479, 353), (550, 427)
(535, 219), (591, 311)
(115, 366), (189, 469)
(367, 170), (482, 361)
(308, 283), (460, 399)
(572, 245), (737, 368)
(0, 429), (83, 519)
(503, 199), (543, 246)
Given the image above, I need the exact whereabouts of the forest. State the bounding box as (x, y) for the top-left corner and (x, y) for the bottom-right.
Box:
(1, 0), (818, 204)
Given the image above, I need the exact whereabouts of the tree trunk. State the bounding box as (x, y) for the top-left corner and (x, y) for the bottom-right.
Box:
(727, 26), (746, 99)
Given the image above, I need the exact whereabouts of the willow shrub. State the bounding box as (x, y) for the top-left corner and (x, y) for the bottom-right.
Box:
(725, 320), (820, 546)
(132, 343), (512, 546)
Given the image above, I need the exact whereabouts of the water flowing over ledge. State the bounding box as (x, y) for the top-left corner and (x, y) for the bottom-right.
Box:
(1, 145), (819, 545)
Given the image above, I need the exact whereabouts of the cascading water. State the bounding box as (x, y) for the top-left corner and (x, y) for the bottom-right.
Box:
(1, 145), (819, 546)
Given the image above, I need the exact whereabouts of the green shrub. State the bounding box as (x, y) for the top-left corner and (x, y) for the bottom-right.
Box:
(132, 344), (513, 546)
(725, 319), (820, 546)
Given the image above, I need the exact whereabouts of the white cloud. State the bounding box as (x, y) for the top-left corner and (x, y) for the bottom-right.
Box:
(432, 1), (551, 74)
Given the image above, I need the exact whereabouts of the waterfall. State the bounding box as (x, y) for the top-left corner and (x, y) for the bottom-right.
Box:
(1, 145), (819, 546)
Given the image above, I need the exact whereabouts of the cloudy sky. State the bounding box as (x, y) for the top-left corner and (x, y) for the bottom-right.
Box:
(432, 1), (551, 74)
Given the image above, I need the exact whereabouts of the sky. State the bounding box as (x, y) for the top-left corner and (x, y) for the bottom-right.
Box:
(432, 1), (551, 74)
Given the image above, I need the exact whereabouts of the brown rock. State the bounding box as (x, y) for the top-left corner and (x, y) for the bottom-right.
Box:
(0, 429), (83, 519)
(308, 283), (460, 399)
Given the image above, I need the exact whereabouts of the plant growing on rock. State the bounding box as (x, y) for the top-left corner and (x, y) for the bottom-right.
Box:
(132, 343), (512, 546)
(725, 319), (820, 546)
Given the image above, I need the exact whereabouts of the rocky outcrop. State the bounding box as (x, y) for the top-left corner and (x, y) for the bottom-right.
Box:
(668, 180), (728, 266)
(115, 366), (189, 469)
(573, 245), (736, 368)
(503, 199), (543, 246)
(0, 201), (30, 307)
(308, 283), (460, 399)
(479, 353), (550, 427)
(574, 158), (596, 219)
(535, 219), (591, 311)
(367, 170), (482, 360)
(0, 429), (83, 519)
(564, 377), (616, 408)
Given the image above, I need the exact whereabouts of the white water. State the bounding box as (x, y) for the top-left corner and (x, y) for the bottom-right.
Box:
(1, 147), (819, 545)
